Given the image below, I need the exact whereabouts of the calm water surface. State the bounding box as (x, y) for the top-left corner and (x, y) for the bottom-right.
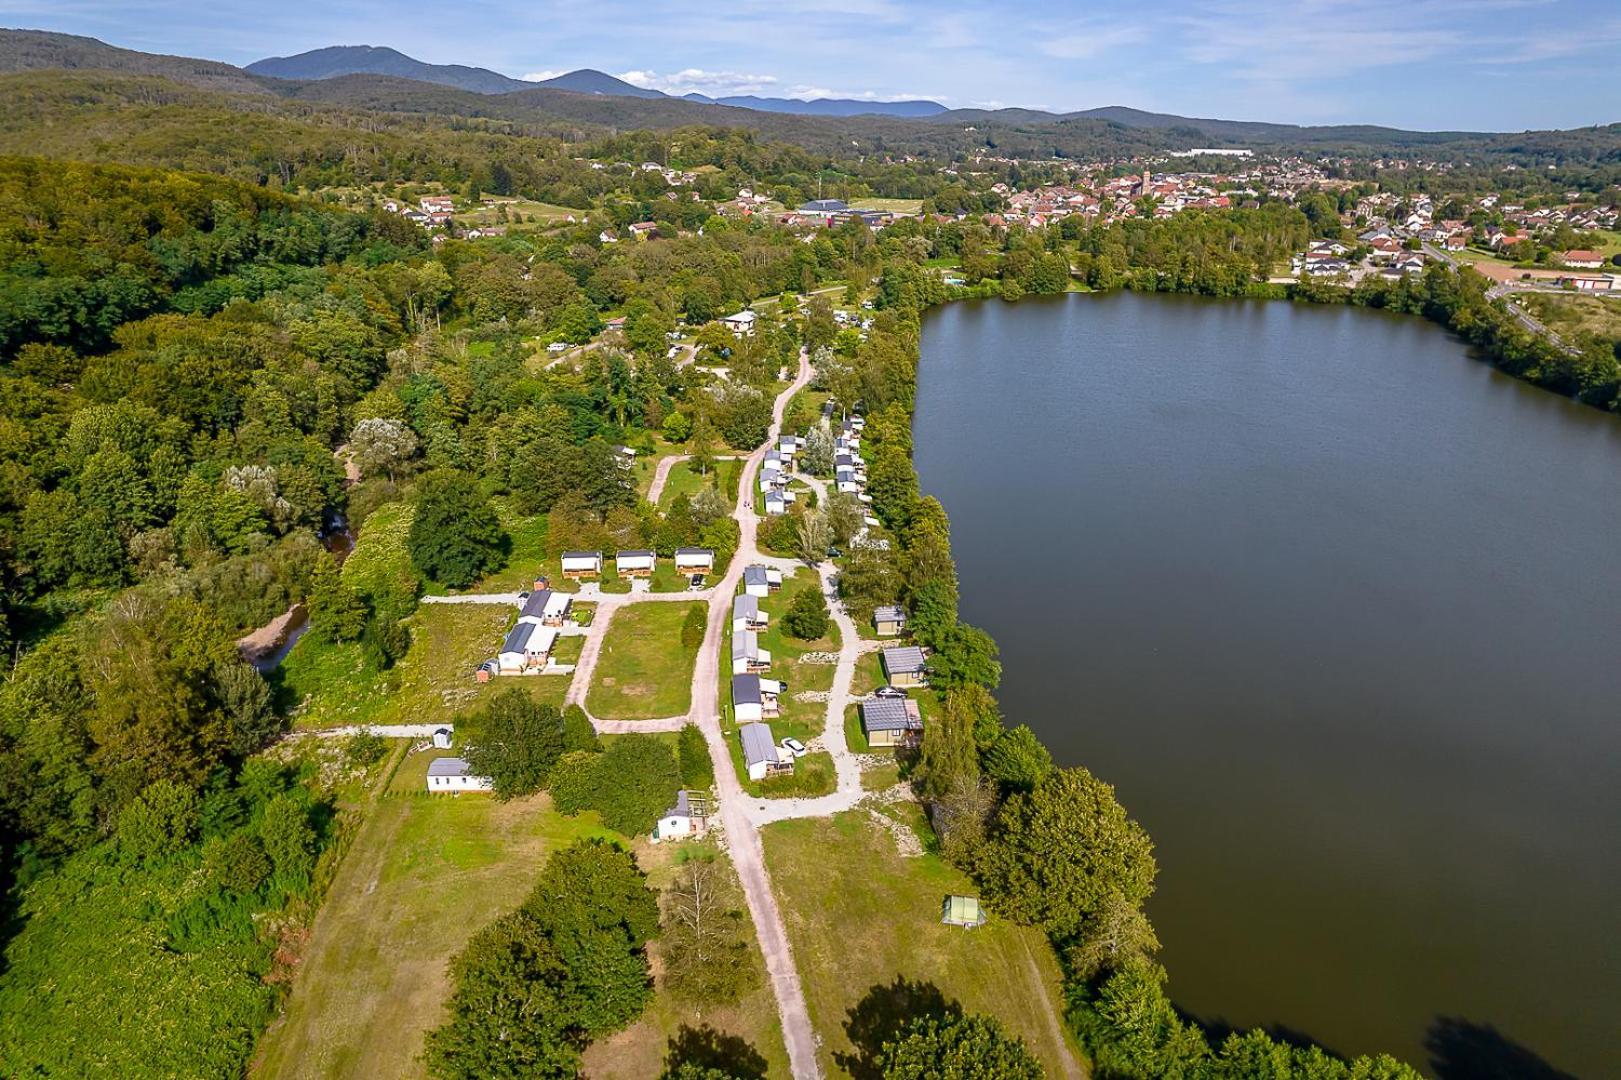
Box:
(914, 292), (1621, 1077)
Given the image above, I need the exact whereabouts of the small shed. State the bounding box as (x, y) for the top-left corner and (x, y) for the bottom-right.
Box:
(873, 605), (907, 637)
(431, 728), (453, 749)
(941, 895), (985, 928)
(653, 790), (710, 843)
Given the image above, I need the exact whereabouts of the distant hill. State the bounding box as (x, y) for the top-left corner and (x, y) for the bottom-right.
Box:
(530, 68), (664, 99)
(246, 45), (530, 94)
(0, 27), (269, 94)
(682, 93), (947, 118)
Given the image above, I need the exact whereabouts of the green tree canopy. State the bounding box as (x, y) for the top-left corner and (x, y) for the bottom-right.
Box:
(407, 470), (505, 588)
(975, 767), (1156, 940)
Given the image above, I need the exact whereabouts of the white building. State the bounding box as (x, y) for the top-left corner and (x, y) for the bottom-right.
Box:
(426, 757), (492, 793)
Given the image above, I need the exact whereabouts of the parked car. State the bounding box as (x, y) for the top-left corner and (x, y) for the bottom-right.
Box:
(688, 574), (706, 590)
(874, 686), (906, 700)
(547, 342), (569, 353)
(781, 736), (807, 758)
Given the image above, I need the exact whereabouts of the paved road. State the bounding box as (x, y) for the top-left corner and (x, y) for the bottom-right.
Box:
(1425, 244), (1581, 356)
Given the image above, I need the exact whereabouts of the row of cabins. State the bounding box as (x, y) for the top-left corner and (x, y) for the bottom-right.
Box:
(858, 641), (929, 748)
(480, 588), (574, 678)
(759, 435), (804, 516)
(560, 548), (715, 579)
(730, 564), (795, 781)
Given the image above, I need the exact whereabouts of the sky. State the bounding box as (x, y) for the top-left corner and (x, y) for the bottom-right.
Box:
(7, 0), (1621, 130)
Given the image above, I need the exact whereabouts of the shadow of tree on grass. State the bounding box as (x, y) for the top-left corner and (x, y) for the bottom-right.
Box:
(836, 975), (962, 1080)
(662, 1024), (768, 1079)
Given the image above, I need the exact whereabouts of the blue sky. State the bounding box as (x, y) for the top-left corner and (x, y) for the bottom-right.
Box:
(8, 0), (1620, 129)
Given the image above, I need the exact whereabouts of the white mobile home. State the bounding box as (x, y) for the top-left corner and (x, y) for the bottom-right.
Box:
(561, 550), (603, 579)
(731, 630), (772, 675)
(732, 593), (768, 633)
(498, 621), (559, 673)
(739, 722), (787, 781)
(426, 757), (493, 793)
(615, 549), (657, 577)
(674, 548), (714, 573)
(731, 673), (782, 723)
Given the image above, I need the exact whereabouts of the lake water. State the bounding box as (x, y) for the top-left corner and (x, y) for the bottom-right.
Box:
(914, 292), (1621, 1077)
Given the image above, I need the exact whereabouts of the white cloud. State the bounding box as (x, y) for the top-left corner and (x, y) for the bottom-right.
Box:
(617, 68), (781, 96)
(520, 70), (567, 82)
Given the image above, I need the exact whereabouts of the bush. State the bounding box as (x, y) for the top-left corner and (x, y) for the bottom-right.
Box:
(680, 602), (707, 649)
(117, 779), (200, 864)
(677, 724), (714, 789)
(202, 833), (272, 895)
(343, 728), (391, 767)
(561, 704), (600, 753)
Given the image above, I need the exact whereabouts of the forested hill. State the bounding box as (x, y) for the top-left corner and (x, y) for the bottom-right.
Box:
(2, 29), (1618, 164)
(247, 45), (532, 94)
(0, 27), (270, 94)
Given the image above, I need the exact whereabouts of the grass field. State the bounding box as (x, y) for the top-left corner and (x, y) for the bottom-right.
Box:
(277, 601), (576, 730)
(586, 602), (705, 720)
(657, 460), (735, 512)
(762, 810), (1084, 1078)
(849, 197), (923, 215)
(253, 751), (619, 1079)
(457, 196), (580, 226)
(1523, 292), (1621, 344)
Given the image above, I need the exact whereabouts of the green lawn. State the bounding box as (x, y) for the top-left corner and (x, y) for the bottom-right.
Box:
(586, 602), (705, 720)
(757, 569), (840, 742)
(762, 811), (1084, 1078)
(253, 751), (619, 1079)
(850, 650), (884, 697)
(657, 460), (731, 511)
(277, 602), (576, 730)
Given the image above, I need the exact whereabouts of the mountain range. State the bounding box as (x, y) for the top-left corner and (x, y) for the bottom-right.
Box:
(244, 44), (949, 117)
(5, 27), (1616, 164)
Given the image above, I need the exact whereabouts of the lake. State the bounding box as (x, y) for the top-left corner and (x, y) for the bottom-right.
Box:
(914, 291), (1621, 1077)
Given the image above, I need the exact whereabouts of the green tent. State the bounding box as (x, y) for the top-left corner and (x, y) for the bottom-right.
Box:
(941, 895), (985, 928)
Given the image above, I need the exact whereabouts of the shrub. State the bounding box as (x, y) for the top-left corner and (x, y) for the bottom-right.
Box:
(677, 724), (714, 789)
(680, 602), (707, 649)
